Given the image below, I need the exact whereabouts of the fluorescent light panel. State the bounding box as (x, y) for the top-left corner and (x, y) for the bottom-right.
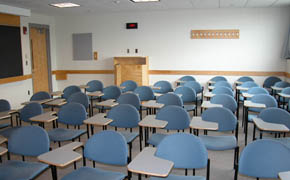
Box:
(50, 2), (80, 8)
(130, 0), (160, 3)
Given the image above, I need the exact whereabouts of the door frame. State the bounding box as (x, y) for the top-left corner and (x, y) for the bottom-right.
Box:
(29, 23), (52, 93)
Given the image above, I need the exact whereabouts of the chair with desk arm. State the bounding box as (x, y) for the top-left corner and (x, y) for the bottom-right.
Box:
(0, 99), (12, 129)
(263, 76), (281, 94)
(150, 133), (210, 180)
(177, 75), (196, 86)
(67, 92), (90, 116)
(197, 107), (239, 177)
(174, 86), (197, 116)
(30, 91), (51, 108)
(61, 130), (129, 180)
(86, 80), (103, 93)
(48, 102), (88, 147)
(184, 81), (204, 106)
(0, 126), (52, 180)
(147, 105), (190, 147)
(212, 86), (234, 97)
(62, 85), (81, 100)
(0, 102), (43, 139)
(235, 139), (290, 180)
(120, 80), (138, 93)
(153, 81), (173, 94)
(107, 104), (142, 161)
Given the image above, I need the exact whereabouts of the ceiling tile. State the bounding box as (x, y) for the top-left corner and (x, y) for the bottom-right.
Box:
(271, 0), (290, 7)
(220, 0), (248, 8)
(245, 0), (277, 7)
(190, 0), (220, 8)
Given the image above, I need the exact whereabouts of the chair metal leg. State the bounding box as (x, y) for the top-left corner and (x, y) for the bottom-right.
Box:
(206, 159), (210, 180)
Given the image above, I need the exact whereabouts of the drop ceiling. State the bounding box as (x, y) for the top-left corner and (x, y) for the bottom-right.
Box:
(0, 0), (289, 16)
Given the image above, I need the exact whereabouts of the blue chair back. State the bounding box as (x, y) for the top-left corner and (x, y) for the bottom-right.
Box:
(281, 87), (290, 94)
(179, 75), (196, 82)
(214, 81), (232, 89)
(117, 93), (141, 110)
(157, 93), (183, 107)
(259, 107), (290, 129)
(212, 86), (234, 97)
(174, 86), (196, 103)
(30, 91), (51, 101)
(202, 107), (237, 131)
(263, 76), (281, 89)
(107, 104), (140, 128)
(120, 80), (138, 93)
(237, 76), (254, 83)
(210, 94), (237, 113)
(210, 76), (227, 82)
(280, 87), (290, 102)
(57, 102), (87, 125)
(247, 87), (269, 95)
(67, 92), (90, 109)
(249, 94), (277, 112)
(153, 81), (173, 94)
(156, 133), (208, 169)
(241, 81), (258, 88)
(184, 81), (203, 94)
(20, 102), (43, 123)
(239, 139), (290, 178)
(8, 126), (49, 157)
(274, 81), (290, 88)
(0, 99), (11, 112)
(84, 130), (128, 166)
(62, 85), (81, 100)
(86, 80), (103, 92)
(102, 85), (121, 100)
(156, 105), (190, 130)
(30, 91), (51, 108)
(134, 86), (154, 101)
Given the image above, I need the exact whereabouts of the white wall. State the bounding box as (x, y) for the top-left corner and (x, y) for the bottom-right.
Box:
(54, 7), (290, 88)
(0, 13), (57, 108)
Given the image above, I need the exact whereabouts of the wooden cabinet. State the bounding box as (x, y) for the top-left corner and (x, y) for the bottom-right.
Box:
(114, 56), (149, 86)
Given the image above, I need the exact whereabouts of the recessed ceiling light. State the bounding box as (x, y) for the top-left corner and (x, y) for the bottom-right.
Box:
(130, 0), (160, 3)
(50, 2), (80, 8)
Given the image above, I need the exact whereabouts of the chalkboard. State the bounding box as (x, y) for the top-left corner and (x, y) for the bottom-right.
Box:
(0, 25), (23, 79)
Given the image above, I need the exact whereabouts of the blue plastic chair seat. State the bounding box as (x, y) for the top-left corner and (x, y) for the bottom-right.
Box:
(0, 127), (21, 139)
(61, 166), (126, 180)
(0, 160), (49, 180)
(150, 174), (205, 180)
(48, 128), (86, 141)
(184, 104), (196, 111)
(199, 135), (237, 150)
(119, 131), (139, 143)
(147, 133), (168, 146)
(248, 114), (258, 122)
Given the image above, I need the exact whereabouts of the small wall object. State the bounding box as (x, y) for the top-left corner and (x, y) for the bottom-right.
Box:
(191, 29), (239, 39)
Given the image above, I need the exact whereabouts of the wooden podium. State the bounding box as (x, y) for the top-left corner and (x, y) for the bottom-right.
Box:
(114, 56), (149, 86)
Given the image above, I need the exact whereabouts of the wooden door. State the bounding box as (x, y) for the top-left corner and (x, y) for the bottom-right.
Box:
(30, 27), (49, 93)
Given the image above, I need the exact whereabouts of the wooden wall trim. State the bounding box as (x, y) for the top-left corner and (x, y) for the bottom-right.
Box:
(0, 13), (20, 27)
(0, 74), (32, 85)
(0, 70), (287, 85)
(148, 70), (286, 77)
